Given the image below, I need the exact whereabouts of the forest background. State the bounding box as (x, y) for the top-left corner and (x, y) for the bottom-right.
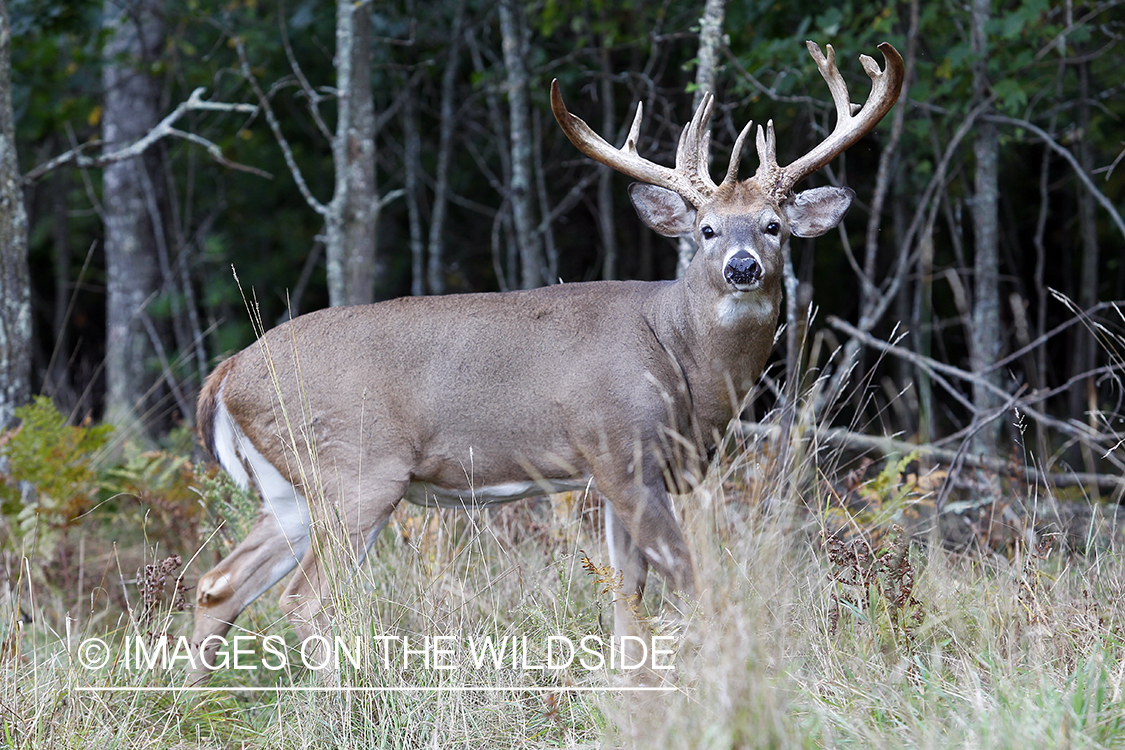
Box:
(0, 0), (1121, 474)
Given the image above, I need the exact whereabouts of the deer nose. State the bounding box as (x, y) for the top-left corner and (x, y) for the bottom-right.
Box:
(724, 251), (761, 288)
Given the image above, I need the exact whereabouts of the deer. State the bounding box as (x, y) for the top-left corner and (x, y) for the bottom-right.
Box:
(189, 41), (903, 680)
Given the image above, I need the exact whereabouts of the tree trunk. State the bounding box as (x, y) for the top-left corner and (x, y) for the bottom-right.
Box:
(597, 44), (617, 281)
(499, 0), (544, 289)
(969, 0), (1001, 453)
(0, 0), (30, 430)
(676, 0), (725, 279)
(102, 0), (165, 437)
(326, 0), (378, 307)
(1070, 61), (1099, 430)
(403, 87), (425, 297)
(427, 0), (466, 296)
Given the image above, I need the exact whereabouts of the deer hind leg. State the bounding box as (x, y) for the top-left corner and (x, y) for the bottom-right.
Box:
(278, 470), (409, 650)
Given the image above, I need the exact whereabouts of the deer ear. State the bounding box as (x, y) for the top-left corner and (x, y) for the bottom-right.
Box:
(785, 186), (855, 238)
(629, 183), (697, 238)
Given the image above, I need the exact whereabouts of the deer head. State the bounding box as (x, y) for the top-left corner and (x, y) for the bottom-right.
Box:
(552, 40), (904, 306)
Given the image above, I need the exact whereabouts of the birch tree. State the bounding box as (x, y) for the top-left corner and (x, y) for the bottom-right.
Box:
(326, 0), (378, 306)
(498, 0), (545, 289)
(0, 0), (28, 430)
(102, 0), (165, 436)
(241, 0), (396, 307)
(676, 0), (725, 278)
(969, 0), (1001, 453)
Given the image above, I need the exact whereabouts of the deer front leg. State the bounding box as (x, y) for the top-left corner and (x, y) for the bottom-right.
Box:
(597, 456), (694, 674)
(604, 506), (648, 638)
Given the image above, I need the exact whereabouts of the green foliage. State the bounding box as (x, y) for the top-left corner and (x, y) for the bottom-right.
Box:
(193, 458), (260, 549)
(0, 396), (112, 551)
(865, 450), (922, 507)
(0, 398), (207, 575)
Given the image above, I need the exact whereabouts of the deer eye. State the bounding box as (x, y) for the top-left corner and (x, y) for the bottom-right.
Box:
(700, 225), (716, 240)
(765, 221), (781, 236)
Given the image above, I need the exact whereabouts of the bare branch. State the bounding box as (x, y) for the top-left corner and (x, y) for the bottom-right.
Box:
(985, 113), (1125, 242)
(827, 315), (1125, 471)
(233, 36), (329, 216)
(22, 88), (259, 184)
(741, 421), (1125, 492)
(167, 128), (272, 179)
(278, 9), (333, 141)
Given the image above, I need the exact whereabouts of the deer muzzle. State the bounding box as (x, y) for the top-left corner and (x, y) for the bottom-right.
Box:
(723, 250), (761, 290)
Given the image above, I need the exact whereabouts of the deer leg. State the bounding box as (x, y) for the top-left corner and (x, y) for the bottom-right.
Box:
(597, 455), (694, 674)
(191, 506), (309, 682)
(598, 463), (695, 597)
(604, 506), (648, 638)
(278, 474), (408, 652)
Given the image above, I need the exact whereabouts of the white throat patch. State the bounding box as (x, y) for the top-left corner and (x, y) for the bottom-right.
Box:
(716, 293), (776, 327)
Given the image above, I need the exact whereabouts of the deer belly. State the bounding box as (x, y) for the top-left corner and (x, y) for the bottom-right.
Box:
(404, 478), (592, 509)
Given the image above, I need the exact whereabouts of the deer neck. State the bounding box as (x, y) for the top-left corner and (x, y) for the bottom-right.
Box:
(648, 267), (782, 432)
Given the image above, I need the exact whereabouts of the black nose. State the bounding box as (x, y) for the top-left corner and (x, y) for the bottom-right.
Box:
(724, 251), (760, 287)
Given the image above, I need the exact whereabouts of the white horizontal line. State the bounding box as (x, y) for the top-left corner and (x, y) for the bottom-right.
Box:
(75, 685), (678, 693)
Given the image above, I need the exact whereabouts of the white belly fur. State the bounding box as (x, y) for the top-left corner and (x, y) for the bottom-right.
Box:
(404, 478), (593, 509)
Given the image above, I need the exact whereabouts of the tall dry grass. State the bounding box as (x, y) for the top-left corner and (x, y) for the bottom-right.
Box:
(4, 379), (1125, 748)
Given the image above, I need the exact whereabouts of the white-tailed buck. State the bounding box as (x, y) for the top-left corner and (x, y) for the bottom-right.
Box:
(191, 41), (903, 677)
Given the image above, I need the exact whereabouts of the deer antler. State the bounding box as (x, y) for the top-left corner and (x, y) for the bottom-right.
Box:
(552, 41), (903, 208)
(551, 81), (753, 209)
(754, 41), (905, 200)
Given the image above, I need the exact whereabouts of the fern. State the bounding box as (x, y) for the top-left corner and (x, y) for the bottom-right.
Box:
(0, 397), (113, 548)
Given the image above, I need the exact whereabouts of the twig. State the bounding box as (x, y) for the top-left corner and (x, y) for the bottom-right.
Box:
(985, 113), (1125, 242)
(233, 36), (328, 216)
(987, 297), (1125, 373)
(278, 7), (333, 141)
(166, 129), (271, 179)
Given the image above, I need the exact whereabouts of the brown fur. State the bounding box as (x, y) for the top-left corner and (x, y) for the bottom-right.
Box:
(195, 356), (237, 459)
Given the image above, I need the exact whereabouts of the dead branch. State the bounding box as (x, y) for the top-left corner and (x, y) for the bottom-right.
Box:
(233, 36), (328, 217)
(985, 113), (1125, 242)
(22, 88), (261, 184)
(827, 315), (1125, 475)
(740, 421), (1125, 494)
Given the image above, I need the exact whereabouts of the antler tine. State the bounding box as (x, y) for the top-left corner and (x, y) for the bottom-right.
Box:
(721, 118), (755, 186)
(674, 92), (720, 196)
(551, 79), (711, 207)
(754, 120), (780, 191)
(624, 94), (644, 150)
(814, 43), (853, 127)
(759, 41), (905, 200)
